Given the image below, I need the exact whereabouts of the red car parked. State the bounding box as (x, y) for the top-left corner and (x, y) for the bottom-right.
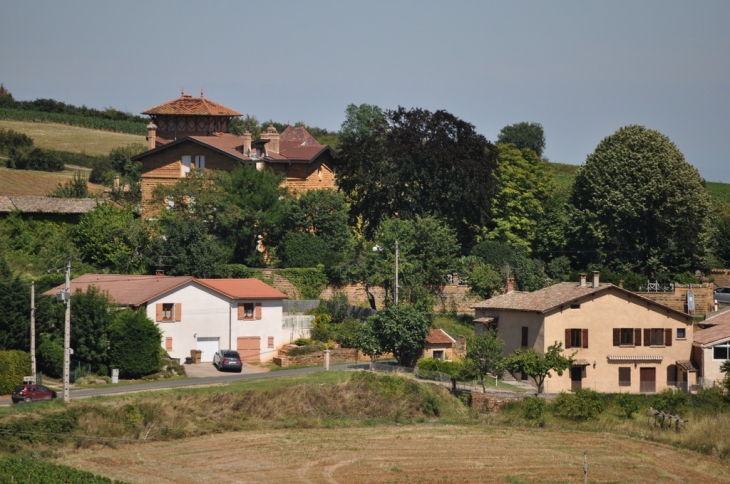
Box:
(11, 384), (57, 403)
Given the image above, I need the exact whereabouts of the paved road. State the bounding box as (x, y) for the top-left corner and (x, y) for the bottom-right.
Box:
(0, 365), (335, 406)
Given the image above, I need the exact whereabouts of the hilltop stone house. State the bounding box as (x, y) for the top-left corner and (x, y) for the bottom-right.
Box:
(132, 91), (336, 215)
(472, 272), (696, 394)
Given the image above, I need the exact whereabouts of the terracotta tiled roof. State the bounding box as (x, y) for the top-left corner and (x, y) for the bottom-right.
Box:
(278, 142), (330, 161)
(694, 322), (730, 345)
(280, 126), (321, 146)
(425, 329), (456, 345)
(471, 282), (690, 320)
(195, 279), (288, 300)
(142, 94), (241, 117)
(133, 135), (251, 162)
(42, 274), (193, 307)
(676, 360), (697, 371)
(0, 196), (102, 214)
(699, 307), (730, 326)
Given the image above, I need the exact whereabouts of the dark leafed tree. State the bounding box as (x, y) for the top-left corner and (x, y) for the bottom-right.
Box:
(336, 105), (497, 248)
(497, 122), (546, 158)
(567, 125), (713, 277)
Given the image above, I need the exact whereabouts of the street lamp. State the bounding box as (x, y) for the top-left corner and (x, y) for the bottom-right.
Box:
(373, 241), (399, 305)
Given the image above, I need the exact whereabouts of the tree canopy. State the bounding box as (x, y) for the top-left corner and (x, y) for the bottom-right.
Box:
(567, 125), (714, 276)
(367, 304), (431, 367)
(465, 329), (506, 391)
(336, 105), (498, 247)
(505, 341), (572, 394)
(497, 122), (546, 158)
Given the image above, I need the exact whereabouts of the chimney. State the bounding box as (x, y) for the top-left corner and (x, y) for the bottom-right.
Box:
(113, 175), (120, 190)
(260, 124), (280, 154)
(506, 278), (514, 294)
(146, 122), (157, 150)
(242, 131), (252, 155)
(592, 271), (600, 288)
(579, 273), (587, 288)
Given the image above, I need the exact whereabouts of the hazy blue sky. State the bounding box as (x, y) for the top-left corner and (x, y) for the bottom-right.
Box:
(2, 1), (729, 180)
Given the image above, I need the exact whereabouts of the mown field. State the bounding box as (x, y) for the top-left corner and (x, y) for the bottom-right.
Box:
(0, 119), (144, 155)
(0, 166), (105, 196)
(58, 425), (730, 484)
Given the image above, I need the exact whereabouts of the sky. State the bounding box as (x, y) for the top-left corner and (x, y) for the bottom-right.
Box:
(2, 1), (729, 180)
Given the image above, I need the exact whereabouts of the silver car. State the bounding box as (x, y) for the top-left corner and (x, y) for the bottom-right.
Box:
(714, 287), (730, 304)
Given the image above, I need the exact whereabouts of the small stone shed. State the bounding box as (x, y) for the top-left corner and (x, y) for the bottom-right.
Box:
(423, 329), (456, 360)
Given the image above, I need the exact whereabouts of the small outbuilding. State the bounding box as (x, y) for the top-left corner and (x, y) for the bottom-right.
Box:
(423, 329), (456, 360)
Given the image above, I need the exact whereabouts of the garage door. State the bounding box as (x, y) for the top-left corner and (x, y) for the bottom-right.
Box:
(196, 337), (219, 363)
(237, 337), (260, 362)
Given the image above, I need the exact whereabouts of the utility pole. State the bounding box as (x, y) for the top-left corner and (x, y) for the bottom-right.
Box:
(63, 259), (71, 403)
(30, 281), (36, 378)
(394, 241), (399, 305)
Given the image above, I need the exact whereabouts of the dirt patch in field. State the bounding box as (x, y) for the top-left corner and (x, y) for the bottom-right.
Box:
(0, 120), (144, 155)
(59, 425), (730, 483)
(0, 166), (105, 196)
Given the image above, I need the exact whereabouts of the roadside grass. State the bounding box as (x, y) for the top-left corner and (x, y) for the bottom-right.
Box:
(0, 119), (144, 155)
(0, 166), (106, 196)
(72, 375), (189, 389)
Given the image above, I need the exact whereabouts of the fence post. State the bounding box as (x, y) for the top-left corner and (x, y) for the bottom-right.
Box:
(323, 350), (330, 371)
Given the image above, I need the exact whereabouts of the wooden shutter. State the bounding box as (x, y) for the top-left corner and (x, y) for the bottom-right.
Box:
(255, 303), (262, 320)
(618, 367), (631, 386)
(644, 328), (651, 347)
(664, 328), (672, 346)
(582, 329), (588, 349)
(634, 328), (642, 346)
(237, 303), (245, 320)
(174, 303), (182, 322)
(165, 337), (173, 351)
(268, 336), (274, 348)
(156, 303), (163, 322)
(565, 329), (572, 349)
(613, 328), (620, 346)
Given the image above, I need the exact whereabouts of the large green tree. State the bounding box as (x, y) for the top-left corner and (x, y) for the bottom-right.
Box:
(465, 329), (506, 391)
(0, 258), (30, 351)
(485, 144), (554, 251)
(368, 304), (431, 367)
(497, 122), (546, 158)
(108, 308), (162, 378)
(567, 125), (714, 276)
(505, 342), (572, 394)
(336, 106), (498, 247)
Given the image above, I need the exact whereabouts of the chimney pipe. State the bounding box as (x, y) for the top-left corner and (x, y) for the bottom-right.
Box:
(146, 122), (157, 150)
(242, 131), (252, 155)
(592, 271), (600, 288)
(506, 278), (514, 294)
(261, 124), (280, 154)
(579, 273), (587, 288)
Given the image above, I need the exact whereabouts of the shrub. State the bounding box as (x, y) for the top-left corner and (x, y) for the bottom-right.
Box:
(615, 393), (641, 419)
(0, 128), (32, 154)
(287, 341), (327, 356)
(279, 267), (329, 299)
(651, 388), (688, 415)
(311, 313), (334, 342)
(416, 358), (464, 378)
(0, 350), (31, 395)
(7, 146), (64, 171)
(523, 396), (547, 422)
(293, 338), (311, 346)
(36, 335), (63, 378)
(108, 309), (162, 379)
(278, 232), (329, 268)
(0, 457), (129, 483)
(553, 388), (605, 421)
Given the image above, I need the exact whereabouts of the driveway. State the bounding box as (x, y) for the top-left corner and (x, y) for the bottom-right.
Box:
(184, 362), (265, 378)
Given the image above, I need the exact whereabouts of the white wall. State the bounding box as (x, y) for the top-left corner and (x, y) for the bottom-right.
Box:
(146, 281), (285, 363)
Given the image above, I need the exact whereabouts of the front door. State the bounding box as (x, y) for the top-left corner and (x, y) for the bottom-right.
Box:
(571, 367), (583, 390)
(640, 367), (656, 393)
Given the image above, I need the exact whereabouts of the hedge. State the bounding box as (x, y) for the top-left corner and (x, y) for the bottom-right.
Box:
(279, 267), (329, 299)
(0, 350), (31, 395)
(0, 458), (129, 484)
(0, 108), (147, 135)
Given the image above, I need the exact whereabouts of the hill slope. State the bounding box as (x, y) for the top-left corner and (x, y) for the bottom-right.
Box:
(0, 166), (105, 196)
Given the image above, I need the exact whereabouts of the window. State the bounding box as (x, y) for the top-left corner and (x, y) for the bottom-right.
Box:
(195, 155), (205, 169)
(565, 329), (588, 349)
(620, 328), (634, 346)
(650, 329), (664, 346)
(521, 327), (528, 347)
(570, 304), (580, 309)
(677, 328), (686, 339)
(237, 302), (262, 320)
(618, 367), (631, 387)
(613, 328), (642, 347)
(162, 303), (173, 321)
(181, 155), (191, 176)
(433, 350), (444, 360)
(714, 343), (730, 360)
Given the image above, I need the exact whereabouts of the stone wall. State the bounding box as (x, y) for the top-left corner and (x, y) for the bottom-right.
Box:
(637, 283), (714, 316)
(274, 348), (392, 367)
(470, 392), (525, 413)
(712, 269), (730, 288)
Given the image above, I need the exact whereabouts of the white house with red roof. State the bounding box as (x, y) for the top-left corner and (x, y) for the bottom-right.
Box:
(44, 274), (292, 363)
(693, 309), (730, 386)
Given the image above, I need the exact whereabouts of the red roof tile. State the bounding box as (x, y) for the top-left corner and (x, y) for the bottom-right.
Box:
(142, 94), (241, 117)
(694, 322), (730, 345)
(280, 126), (321, 146)
(42, 274), (193, 307)
(425, 329), (456, 344)
(195, 279), (288, 300)
(471, 282), (690, 320)
(278, 142), (330, 161)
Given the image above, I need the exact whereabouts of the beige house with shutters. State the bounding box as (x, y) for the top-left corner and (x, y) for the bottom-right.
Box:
(44, 274), (289, 364)
(472, 272), (696, 394)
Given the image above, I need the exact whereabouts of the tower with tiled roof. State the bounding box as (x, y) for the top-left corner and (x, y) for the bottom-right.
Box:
(142, 89), (242, 140)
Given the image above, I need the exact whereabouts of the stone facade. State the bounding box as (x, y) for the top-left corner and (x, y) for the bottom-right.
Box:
(637, 283), (714, 316)
(270, 158), (336, 193)
(712, 269), (730, 288)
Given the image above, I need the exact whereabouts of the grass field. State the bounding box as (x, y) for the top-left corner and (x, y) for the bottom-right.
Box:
(58, 425), (730, 484)
(0, 119), (144, 155)
(0, 166), (105, 196)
